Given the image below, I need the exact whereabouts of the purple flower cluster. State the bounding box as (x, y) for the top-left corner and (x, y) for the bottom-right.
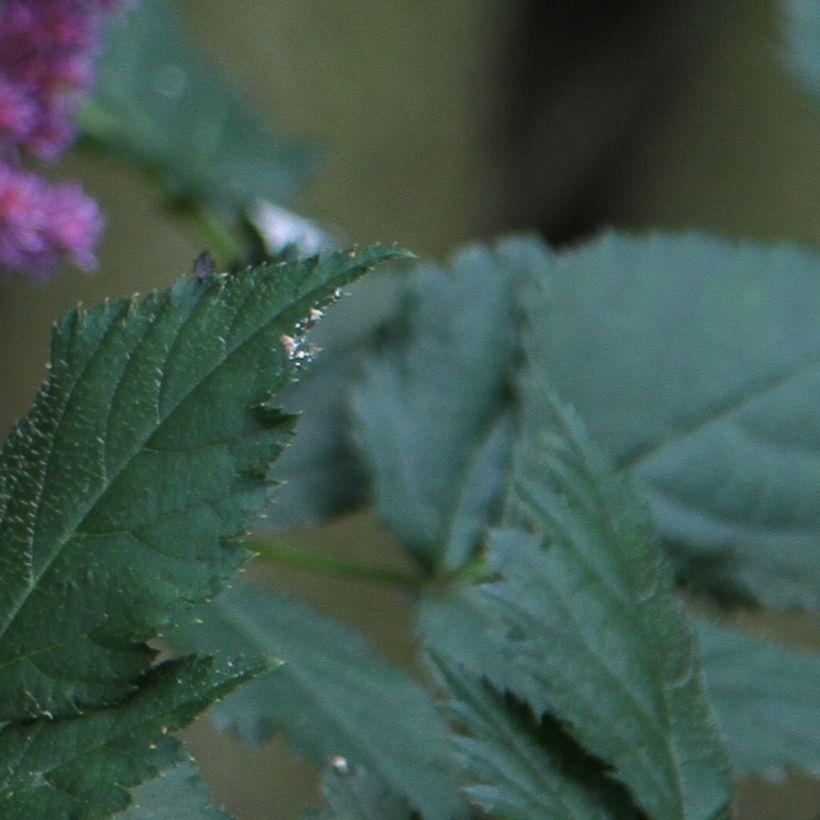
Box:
(0, 0), (127, 280)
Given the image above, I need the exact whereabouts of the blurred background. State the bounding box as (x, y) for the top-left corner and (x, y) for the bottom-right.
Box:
(1, 0), (820, 816)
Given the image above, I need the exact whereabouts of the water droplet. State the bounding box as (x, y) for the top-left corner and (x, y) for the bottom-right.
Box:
(331, 755), (349, 774)
(280, 334), (298, 359)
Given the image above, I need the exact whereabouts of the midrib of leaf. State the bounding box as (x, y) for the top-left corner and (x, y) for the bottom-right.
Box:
(645, 483), (817, 537)
(0, 262), (364, 653)
(439, 404), (509, 557)
(487, 519), (685, 812)
(619, 349), (820, 470)
(454, 389), (733, 819)
(512, 475), (701, 817)
(1, 297), (204, 647)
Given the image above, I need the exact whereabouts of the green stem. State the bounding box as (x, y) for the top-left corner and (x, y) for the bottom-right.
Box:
(241, 537), (424, 590)
(185, 204), (243, 266)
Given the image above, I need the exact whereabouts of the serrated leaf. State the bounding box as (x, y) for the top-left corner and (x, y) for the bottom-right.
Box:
(784, 0), (820, 103)
(421, 386), (732, 819)
(267, 273), (405, 528)
(80, 0), (313, 214)
(362, 233), (820, 608)
(429, 655), (639, 820)
(304, 764), (413, 820)
(118, 758), (231, 819)
(522, 232), (820, 610)
(171, 583), (465, 820)
(0, 244), (404, 723)
(352, 239), (544, 570)
(695, 618), (820, 780)
(0, 654), (263, 819)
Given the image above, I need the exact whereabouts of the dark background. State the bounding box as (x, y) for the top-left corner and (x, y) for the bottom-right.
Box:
(1, 1), (819, 816)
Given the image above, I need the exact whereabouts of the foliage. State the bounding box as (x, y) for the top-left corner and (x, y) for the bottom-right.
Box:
(0, 0), (818, 818)
(416, 384), (732, 819)
(171, 584), (464, 819)
(305, 764), (415, 820)
(0, 245), (403, 816)
(80, 0), (313, 218)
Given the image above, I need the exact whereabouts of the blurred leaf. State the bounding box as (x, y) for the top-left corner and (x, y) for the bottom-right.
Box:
(784, 0), (820, 103)
(0, 244), (402, 722)
(118, 758), (231, 819)
(173, 583), (465, 820)
(696, 618), (820, 780)
(523, 232), (820, 610)
(421, 385), (732, 819)
(352, 239), (546, 571)
(0, 655), (263, 820)
(305, 764), (413, 820)
(429, 655), (639, 819)
(267, 272), (405, 529)
(81, 0), (313, 215)
(354, 232), (820, 610)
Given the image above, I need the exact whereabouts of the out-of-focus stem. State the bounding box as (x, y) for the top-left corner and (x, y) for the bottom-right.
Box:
(241, 536), (424, 590)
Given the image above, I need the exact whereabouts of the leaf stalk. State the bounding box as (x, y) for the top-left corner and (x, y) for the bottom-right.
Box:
(241, 537), (424, 590)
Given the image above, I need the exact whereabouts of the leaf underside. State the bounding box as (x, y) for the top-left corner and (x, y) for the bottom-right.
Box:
(784, 0), (820, 103)
(696, 618), (820, 780)
(524, 232), (820, 610)
(421, 385), (732, 819)
(117, 758), (231, 819)
(305, 764), (414, 820)
(266, 273), (405, 529)
(352, 239), (545, 571)
(0, 244), (406, 723)
(171, 583), (465, 820)
(357, 232), (820, 609)
(430, 655), (639, 820)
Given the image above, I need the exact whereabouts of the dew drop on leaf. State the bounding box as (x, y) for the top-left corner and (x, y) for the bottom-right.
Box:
(331, 755), (349, 775)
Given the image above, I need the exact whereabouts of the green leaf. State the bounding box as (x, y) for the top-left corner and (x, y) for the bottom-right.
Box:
(429, 655), (639, 820)
(784, 0), (820, 103)
(80, 0), (313, 215)
(118, 758), (230, 819)
(0, 244), (404, 723)
(267, 273), (405, 528)
(521, 232), (820, 610)
(696, 618), (820, 780)
(352, 239), (544, 571)
(421, 387), (732, 819)
(0, 654), (263, 819)
(305, 764), (414, 820)
(172, 583), (465, 820)
(363, 233), (820, 607)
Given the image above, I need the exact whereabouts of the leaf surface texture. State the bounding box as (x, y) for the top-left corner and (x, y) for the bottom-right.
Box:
(0, 245), (403, 721)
